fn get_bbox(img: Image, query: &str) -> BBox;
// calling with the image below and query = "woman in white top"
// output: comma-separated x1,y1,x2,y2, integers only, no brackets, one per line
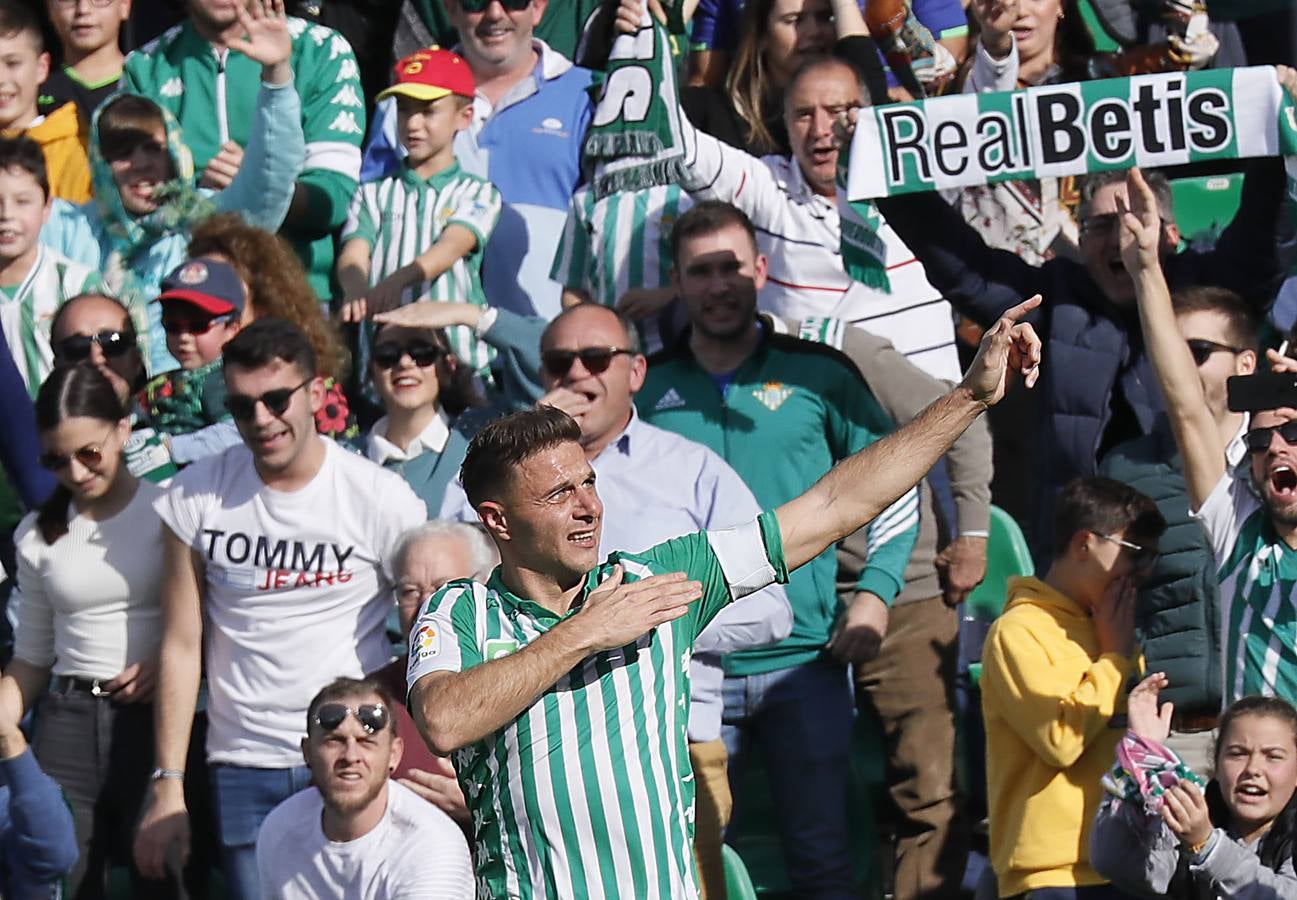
0,363,176,899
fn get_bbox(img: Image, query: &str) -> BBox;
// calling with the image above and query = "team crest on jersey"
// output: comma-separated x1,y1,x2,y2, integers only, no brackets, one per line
412,622,440,659
753,381,793,411
484,638,518,660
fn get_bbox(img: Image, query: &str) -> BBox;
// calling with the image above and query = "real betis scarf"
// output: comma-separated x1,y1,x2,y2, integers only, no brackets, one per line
837,171,892,293
583,3,685,199
845,66,1297,200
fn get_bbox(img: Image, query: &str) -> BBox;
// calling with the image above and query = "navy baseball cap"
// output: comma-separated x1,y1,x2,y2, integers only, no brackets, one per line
154,257,246,317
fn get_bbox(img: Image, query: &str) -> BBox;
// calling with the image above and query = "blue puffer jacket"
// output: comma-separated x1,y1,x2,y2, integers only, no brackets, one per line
878,157,1295,565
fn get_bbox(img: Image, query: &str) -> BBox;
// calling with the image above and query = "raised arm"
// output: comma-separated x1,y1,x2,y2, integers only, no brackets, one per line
213,0,305,232
1120,168,1224,510
133,528,205,880
775,296,1041,571
410,569,703,755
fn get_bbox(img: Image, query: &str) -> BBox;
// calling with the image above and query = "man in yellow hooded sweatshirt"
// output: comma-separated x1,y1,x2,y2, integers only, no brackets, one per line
982,476,1166,899
0,1,91,204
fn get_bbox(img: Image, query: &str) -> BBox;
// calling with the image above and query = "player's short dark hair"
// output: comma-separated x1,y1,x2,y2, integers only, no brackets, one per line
1051,476,1166,558
222,318,317,378
0,134,48,197
670,200,759,267
1172,285,1260,352
460,405,582,507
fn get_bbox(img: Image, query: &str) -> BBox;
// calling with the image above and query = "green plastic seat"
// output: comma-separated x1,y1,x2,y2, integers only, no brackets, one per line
1170,173,1245,244
723,843,760,900
964,505,1034,626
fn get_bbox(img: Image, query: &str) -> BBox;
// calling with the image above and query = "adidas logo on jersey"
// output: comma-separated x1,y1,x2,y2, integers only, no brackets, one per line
159,77,183,97
654,388,685,411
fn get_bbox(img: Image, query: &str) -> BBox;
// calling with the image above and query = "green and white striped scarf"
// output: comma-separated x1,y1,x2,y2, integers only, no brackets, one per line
583,4,685,199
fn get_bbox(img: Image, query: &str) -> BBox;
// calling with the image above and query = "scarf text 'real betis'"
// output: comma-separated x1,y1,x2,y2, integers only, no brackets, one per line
845,66,1297,200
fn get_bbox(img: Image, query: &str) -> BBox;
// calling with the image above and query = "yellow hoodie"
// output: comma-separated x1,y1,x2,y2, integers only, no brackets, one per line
981,576,1138,898
8,102,91,204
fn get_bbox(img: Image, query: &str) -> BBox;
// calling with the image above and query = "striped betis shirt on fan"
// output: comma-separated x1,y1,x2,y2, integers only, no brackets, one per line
407,514,789,899
1198,472,1297,703
341,163,502,376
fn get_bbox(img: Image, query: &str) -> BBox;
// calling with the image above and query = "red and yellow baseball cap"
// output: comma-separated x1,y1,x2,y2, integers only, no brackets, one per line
376,47,476,103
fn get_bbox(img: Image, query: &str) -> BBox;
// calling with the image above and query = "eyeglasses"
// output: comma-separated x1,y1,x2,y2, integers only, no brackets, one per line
161,311,234,336
457,0,531,12
541,347,633,378
1186,338,1245,367
101,138,167,165
1244,420,1297,453
39,427,116,472
312,702,390,735
1097,533,1158,571
54,330,136,363
225,379,312,422
372,340,443,369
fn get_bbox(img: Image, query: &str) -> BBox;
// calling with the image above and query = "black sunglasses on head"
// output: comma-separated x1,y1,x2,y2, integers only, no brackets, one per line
541,347,633,378
312,702,390,735
1186,338,1244,367
225,379,312,422
1245,420,1297,453
372,340,443,369
54,330,136,363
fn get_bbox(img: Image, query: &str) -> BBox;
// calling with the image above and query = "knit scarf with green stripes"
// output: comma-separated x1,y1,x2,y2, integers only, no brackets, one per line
583,4,685,199
837,169,892,294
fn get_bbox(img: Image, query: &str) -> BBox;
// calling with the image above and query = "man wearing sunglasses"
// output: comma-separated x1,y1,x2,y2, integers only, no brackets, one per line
407,290,1040,900
1099,279,1260,774
359,0,596,321
1122,164,1297,715
134,319,427,900
255,677,472,898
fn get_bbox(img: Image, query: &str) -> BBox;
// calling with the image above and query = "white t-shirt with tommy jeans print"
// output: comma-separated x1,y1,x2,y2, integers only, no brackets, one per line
156,438,427,767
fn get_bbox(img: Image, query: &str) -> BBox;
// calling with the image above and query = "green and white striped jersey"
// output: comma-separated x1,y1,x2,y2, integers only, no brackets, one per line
407,513,788,899
1199,471,1297,703
342,162,502,375
550,183,691,308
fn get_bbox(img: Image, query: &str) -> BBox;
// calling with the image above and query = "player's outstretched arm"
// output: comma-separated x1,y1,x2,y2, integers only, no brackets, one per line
775,296,1042,572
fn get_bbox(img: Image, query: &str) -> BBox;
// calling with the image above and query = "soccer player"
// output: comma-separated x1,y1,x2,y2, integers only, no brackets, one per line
407,294,1042,898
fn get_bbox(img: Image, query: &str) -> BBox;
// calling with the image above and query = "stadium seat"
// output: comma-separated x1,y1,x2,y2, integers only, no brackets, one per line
1170,173,1245,244
964,506,1034,627
723,843,760,900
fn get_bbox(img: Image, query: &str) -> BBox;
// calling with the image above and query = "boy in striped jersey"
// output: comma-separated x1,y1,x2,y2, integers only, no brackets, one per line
407,292,1042,898
1120,157,1297,707
338,47,502,378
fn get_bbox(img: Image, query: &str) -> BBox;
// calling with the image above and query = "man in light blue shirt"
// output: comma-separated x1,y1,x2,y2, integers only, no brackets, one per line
360,0,594,322
440,302,791,895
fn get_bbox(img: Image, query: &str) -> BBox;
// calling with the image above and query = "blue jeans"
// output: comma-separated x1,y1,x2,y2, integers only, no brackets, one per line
721,657,856,900
209,764,312,900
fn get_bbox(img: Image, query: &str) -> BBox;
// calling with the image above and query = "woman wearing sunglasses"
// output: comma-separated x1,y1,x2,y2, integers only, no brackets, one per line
364,321,484,513
1,363,178,898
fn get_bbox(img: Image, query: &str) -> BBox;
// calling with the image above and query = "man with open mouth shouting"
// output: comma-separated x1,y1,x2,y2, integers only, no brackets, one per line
406,290,1041,899
1120,160,1297,709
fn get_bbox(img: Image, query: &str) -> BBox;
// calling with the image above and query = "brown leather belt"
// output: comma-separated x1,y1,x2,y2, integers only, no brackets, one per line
1172,710,1220,733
